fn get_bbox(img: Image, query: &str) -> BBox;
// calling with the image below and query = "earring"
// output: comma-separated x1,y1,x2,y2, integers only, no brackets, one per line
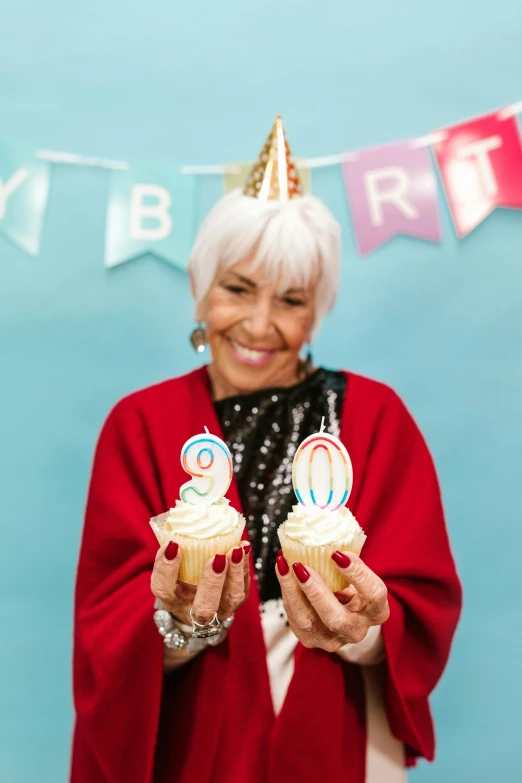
190,322,207,354
304,345,313,376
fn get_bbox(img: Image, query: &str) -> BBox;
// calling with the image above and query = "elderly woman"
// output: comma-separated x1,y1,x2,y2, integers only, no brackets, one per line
71,118,461,783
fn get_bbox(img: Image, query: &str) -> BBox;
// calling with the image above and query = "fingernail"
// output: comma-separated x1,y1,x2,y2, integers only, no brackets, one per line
278,549,283,557
292,562,310,584
165,541,179,561
232,547,244,564
332,551,351,568
243,543,252,554
276,554,289,576
213,554,227,574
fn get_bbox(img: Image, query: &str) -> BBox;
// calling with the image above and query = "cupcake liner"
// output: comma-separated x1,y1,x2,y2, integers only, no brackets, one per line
150,511,244,585
278,524,366,592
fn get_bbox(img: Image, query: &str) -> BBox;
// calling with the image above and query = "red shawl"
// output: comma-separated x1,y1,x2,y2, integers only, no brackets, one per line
71,367,461,783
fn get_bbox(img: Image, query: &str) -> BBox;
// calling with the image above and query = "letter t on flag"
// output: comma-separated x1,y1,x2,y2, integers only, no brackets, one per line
342,141,442,256
433,108,522,237
105,164,196,270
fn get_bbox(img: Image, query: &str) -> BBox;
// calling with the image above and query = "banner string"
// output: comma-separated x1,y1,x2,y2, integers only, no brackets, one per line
34,102,522,175
35,149,129,170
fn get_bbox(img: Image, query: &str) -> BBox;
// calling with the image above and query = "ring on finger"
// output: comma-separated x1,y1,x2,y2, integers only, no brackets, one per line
220,613,235,630
189,607,222,638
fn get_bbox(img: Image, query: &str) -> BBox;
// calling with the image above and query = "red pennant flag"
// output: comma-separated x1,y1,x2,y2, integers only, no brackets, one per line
433,107,522,237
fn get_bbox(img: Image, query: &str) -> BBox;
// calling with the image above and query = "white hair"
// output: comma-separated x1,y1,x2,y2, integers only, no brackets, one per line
188,189,341,333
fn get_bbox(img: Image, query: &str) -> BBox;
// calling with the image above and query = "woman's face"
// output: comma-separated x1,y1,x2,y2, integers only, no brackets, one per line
195,256,317,399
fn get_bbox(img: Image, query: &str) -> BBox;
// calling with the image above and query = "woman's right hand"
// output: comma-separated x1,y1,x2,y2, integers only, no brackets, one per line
151,540,251,629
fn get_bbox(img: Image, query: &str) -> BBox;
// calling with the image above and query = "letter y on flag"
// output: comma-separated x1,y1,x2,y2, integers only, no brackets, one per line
0,142,51,256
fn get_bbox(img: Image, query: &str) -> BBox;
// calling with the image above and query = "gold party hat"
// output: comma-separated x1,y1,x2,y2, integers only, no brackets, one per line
243,115,303,201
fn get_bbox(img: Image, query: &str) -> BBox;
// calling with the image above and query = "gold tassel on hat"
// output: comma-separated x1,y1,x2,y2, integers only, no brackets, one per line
243,115,303,202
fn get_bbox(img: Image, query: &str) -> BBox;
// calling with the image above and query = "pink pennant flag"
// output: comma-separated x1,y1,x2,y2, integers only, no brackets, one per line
433,107,522,237
342,141,442,256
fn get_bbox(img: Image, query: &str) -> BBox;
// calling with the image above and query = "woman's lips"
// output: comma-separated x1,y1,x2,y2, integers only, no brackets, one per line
227,339,276,366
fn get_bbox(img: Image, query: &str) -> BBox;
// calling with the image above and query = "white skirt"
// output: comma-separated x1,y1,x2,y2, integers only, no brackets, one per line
261,598,407,783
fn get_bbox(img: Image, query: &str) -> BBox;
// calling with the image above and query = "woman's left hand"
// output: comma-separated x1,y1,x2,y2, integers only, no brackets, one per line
276,550,390,653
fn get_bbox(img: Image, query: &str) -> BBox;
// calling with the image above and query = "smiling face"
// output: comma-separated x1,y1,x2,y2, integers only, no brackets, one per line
195,256,317,400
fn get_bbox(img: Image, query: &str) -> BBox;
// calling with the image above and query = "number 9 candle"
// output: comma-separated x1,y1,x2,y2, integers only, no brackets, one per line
180,427,233,506
149,426,244,585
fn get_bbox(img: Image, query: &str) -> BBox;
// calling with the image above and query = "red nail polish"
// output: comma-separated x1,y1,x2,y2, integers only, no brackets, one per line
213,554,227,574
292,562,310,583
276,554,289,576
243,543,252,554
165,541,179,561
278,549,283,557
332,550,351,568
232,547,244,564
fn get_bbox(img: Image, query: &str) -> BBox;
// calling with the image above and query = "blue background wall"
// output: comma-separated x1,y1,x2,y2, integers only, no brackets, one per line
1,2,521,780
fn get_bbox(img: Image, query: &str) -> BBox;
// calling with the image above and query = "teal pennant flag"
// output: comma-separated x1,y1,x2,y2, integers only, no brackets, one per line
105,163,196,270
0,142,51,256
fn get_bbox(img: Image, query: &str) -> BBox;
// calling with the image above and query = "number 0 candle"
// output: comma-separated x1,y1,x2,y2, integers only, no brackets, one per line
292,418,353,511
180,427,233,506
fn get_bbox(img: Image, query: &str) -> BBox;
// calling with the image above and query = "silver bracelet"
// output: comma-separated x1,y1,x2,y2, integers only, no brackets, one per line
153,602,234,655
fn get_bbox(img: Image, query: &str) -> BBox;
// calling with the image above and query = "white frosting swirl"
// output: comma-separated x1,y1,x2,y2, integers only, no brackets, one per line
283,503,363,546
164,497,241,539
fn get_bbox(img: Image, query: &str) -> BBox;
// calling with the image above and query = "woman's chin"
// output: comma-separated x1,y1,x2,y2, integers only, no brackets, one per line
221,366,274,394
212,358,286,397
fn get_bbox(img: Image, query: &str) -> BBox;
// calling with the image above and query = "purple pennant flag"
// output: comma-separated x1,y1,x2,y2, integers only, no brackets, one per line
342,141,442,256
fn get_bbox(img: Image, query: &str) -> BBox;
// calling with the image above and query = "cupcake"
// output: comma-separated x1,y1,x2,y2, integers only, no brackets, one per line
278,504,366,592
151,428,244,584
278,420,365,592
150,497,245,585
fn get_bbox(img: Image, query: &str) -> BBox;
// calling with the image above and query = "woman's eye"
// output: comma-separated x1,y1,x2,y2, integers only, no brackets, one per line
283,297,306,307
224,284,248,295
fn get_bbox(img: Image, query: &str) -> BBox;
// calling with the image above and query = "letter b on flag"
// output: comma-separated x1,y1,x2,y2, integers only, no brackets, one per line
105,165,195,270
130,185,173,241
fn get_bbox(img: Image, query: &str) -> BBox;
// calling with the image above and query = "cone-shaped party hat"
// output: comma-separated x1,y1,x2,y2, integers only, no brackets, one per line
243,115,303,201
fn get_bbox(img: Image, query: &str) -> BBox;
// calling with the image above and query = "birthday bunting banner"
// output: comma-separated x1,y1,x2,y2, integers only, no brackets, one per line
2,103,522,269
432,108,522,237
342,140,442,256
105,163,196,269
0,141,51,256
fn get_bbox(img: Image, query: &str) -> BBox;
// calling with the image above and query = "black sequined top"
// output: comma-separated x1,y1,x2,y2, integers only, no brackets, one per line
214,368,347,603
